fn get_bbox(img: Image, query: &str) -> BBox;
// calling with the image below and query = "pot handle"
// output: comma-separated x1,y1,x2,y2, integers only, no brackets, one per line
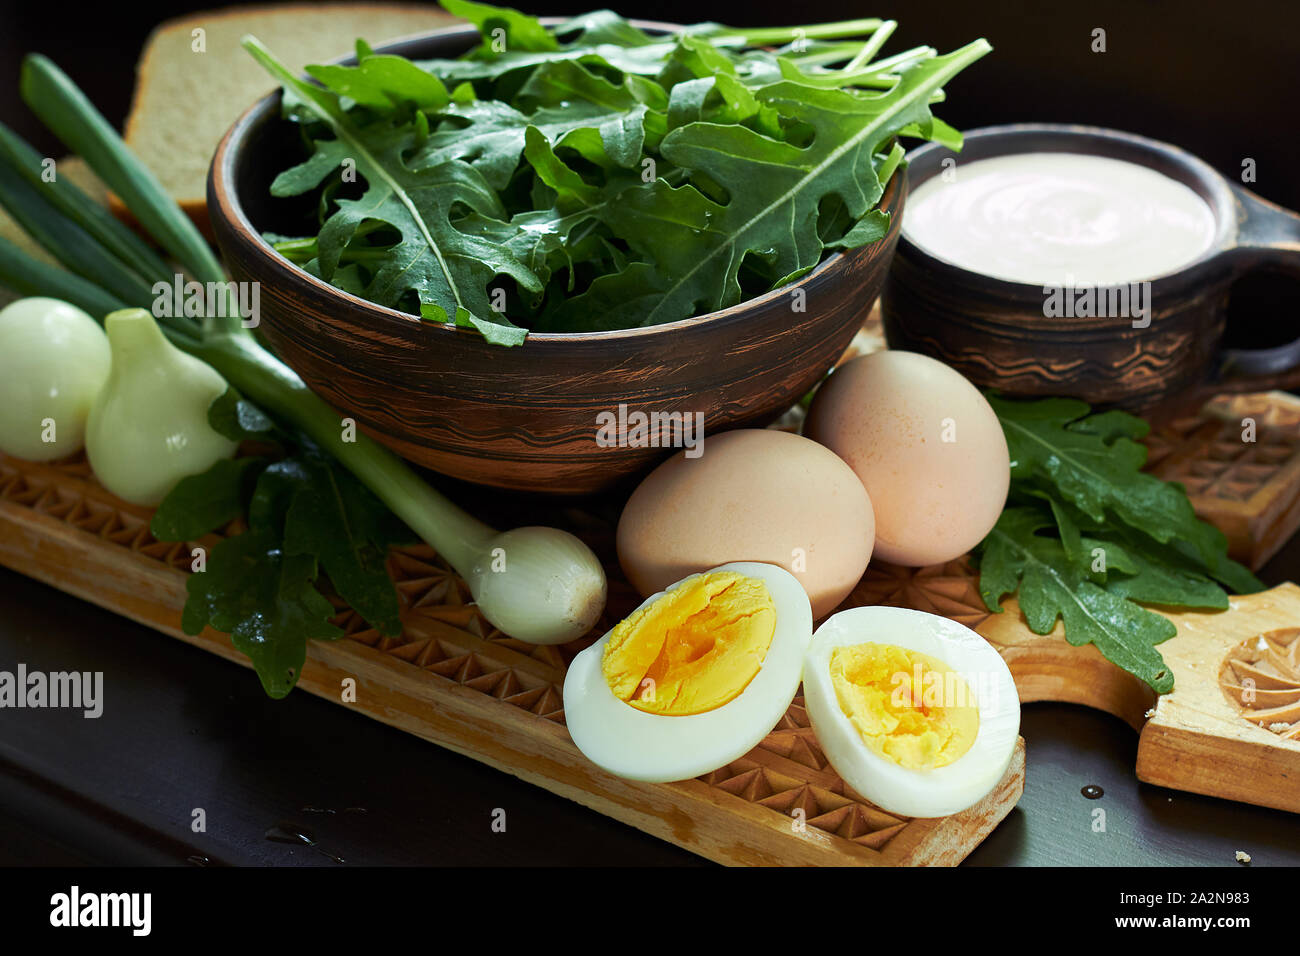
1211,185,1300,394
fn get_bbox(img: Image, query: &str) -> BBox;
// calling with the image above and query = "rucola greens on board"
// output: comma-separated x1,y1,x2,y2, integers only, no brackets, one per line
976,396,1263,694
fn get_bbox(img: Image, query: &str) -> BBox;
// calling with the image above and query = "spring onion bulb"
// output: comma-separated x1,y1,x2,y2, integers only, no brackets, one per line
0,297,110,461
85,308,237,505
466,527,609,645
329,429,609,644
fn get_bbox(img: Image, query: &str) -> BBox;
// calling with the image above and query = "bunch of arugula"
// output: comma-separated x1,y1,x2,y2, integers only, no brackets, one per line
976,395,1263,694
249,3,990,344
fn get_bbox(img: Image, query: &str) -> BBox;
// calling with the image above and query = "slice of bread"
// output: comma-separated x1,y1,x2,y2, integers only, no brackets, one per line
120,3,457,230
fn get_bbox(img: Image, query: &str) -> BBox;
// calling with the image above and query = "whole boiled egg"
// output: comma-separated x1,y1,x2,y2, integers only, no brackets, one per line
564,562,812,782
802,605,1019,818
803,351,1009,566
617,428,875,619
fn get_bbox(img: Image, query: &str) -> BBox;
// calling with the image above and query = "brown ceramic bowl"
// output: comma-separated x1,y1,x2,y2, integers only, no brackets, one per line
882,123,1300,412
207,22,904,494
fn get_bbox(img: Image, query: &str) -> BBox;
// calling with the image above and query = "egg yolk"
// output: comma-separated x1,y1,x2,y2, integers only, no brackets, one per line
829,643,979,770
602,572,776,716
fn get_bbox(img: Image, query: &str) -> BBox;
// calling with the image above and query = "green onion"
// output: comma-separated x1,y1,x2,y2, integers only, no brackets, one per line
0,235,134,322
0,119,171,283
0,163,159,309
20,55,227,290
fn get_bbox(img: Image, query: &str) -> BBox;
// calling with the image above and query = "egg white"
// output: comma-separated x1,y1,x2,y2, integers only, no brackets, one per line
564,561,813,783
802,606,1020,818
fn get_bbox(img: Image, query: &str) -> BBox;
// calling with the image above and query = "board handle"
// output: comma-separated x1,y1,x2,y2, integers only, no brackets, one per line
977,598,1157,731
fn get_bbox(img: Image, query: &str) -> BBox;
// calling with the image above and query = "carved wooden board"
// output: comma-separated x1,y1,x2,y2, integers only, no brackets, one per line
1144,391,1300,571
0,452,1023,867
853,562,1300,814
4,385,1295,861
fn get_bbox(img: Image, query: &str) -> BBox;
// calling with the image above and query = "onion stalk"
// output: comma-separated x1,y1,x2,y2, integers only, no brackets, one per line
186,332,607,644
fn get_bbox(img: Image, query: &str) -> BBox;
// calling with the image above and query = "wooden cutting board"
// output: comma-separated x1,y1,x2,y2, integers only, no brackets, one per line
851,560,1300,814
838,321,1300,813
1144,391,1300,571
0,451,1023,867
3,391,1297,861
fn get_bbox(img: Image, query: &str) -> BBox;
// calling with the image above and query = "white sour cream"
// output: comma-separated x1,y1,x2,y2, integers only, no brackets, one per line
902,152,1217,285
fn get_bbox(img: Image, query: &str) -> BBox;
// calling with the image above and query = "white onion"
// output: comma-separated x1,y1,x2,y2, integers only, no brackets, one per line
466,526,608,645
0,297,110,461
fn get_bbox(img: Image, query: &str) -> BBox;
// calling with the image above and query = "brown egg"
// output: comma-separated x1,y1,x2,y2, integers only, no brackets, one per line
616,429,876,619
803,351,1009,567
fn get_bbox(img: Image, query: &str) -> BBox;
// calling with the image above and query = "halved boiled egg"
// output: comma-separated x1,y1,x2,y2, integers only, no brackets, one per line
802,606,1020,818
564,562,813,782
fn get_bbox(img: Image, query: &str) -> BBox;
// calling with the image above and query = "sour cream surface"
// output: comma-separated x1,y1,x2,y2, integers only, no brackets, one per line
902,152,1217,285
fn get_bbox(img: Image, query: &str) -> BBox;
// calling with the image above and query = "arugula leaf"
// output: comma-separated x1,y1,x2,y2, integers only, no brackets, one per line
181,462,345,699
977,395,1265,694
979,506,1177,694
206,386,278,442
992,394,1198,549
900,115,962,149
521,124,602,207
157,389,408,695
516,57,668,115
666,74,769,135
826,209,890,250
150,457,268,542
281,456,406,637
538,260,670,331
415,43,678,85
554,9,659,48
184,531,342,699
1100,542,1230,610
414,8,703,85
174,451,409,697
658,33,745,90
1028,487,1087,565
306,55,452,113
443,0,559,56
1027,484,1234,609
252,8,988,340
989,394,1260,591
246,38,540,346
408,91,654,189
600,43,989,324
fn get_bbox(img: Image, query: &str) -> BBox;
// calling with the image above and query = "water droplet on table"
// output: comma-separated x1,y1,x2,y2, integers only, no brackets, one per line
264,824,345,864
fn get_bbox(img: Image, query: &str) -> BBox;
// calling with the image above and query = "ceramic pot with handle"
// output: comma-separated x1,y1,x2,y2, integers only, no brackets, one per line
882,124,1300,411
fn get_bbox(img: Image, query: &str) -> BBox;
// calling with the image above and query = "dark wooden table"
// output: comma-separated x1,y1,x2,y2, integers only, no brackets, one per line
4,531,1300,867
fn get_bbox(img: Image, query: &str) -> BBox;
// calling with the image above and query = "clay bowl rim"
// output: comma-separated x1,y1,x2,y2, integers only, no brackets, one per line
894,122,1243,302
208,19,899,348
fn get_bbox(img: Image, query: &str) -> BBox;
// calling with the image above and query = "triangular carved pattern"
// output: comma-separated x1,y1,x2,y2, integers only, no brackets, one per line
1143,393,1300,503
